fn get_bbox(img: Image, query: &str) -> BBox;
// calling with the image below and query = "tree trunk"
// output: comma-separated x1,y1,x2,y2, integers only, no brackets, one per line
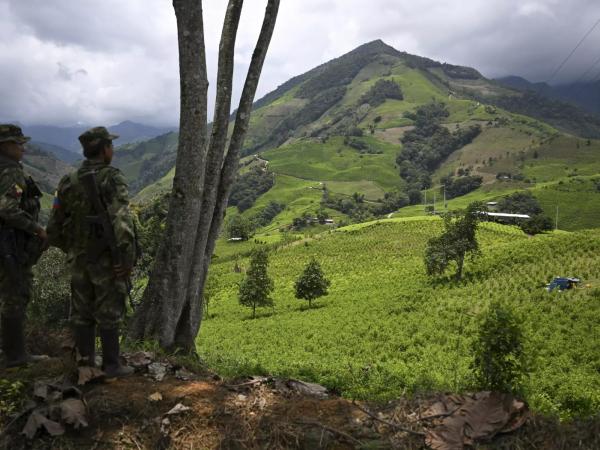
128,0,280,353
128,0,209,350
176,0,280,349
456,254,465,281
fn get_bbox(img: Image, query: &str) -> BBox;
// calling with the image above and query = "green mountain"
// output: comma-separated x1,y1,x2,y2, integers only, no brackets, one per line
23,143,73,194
113,131,178,194
130,40,600,232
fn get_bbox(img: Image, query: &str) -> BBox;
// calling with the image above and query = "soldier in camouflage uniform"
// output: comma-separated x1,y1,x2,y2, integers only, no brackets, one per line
47,126,135,377
0,124,48,367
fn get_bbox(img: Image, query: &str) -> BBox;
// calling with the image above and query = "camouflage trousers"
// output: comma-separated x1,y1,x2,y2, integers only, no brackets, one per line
0,264,32,318
70,254,127,329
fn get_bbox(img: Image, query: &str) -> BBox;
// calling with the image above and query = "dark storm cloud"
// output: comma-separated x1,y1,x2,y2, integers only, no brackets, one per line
0,0,599,126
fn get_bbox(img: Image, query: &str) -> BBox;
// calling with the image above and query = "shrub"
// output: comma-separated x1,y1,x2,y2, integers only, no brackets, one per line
238,247,274,318
521,214,553,235
226,214,254,241
295,258,331,308
29,247,71,328
471,301,527,393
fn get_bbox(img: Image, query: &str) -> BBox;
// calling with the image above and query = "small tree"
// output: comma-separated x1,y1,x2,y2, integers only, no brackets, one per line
294,258,330,308
238,247,274,318
471,301,527,393
226,214,253,241
520,214,553,235
424,202,483,280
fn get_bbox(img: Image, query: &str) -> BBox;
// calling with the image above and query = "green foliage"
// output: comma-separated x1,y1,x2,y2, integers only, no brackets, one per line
441,174,483,199
487,91,600,139
397,102,482,188
497,191,542,216
238,247,274,318
424,202,482,280
114,132,178,194
520,214,553,235
202,219,600,417
294,258,331,308
359,79,403,107
250,201,285,228
471,301,527,393
226,214,254,241
344,136,383,154
29,247,70,327
0,379,25,418
229,166,274,212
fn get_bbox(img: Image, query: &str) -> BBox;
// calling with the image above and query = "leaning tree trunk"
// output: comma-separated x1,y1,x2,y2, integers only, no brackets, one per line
128,0,280,352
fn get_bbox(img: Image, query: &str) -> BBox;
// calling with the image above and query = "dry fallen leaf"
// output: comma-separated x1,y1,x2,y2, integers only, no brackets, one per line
149,392,163,402
22,410,65,439
165,403,191,415
33,382,49,400
148,362,169,381
60,398,88,429
78,366,105,386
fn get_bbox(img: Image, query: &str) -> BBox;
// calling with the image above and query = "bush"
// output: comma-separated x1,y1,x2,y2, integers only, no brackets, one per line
29,248,71,328
359,79,403,107
295,258,331,308
471,301,527,393
238,247,274,318
521,214,553,235
226,214,254,241
228,166,274,212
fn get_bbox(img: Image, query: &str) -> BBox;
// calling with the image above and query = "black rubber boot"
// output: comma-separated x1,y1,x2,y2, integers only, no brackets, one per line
74,325,96,367
1,315,48,368
99,328,133,378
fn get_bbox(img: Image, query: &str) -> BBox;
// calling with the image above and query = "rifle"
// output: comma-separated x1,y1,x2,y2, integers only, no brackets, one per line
0,226,27,298
79,170,133,302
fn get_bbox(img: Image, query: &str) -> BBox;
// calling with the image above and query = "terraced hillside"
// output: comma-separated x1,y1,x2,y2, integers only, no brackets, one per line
128,40,600,232
200,218,600,419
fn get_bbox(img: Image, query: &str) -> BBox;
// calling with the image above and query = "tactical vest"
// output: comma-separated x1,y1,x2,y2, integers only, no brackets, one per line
59,166,116,256
0,164,42,265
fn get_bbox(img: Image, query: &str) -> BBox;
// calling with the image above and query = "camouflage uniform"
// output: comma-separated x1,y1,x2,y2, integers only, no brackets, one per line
47,126,136,376
47,131,136,330
0,124,47,367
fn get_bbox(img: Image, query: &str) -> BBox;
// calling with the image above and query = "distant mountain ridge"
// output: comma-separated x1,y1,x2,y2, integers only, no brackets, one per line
496,75,600,116
22,121,177,153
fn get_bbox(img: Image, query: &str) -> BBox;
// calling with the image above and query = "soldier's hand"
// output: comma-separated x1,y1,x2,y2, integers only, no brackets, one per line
113,264,132,278
36,226,50,251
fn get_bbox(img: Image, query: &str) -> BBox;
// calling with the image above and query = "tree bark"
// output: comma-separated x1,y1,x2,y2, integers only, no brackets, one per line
175,0,280,350
128,0,208,349
128,0,280,353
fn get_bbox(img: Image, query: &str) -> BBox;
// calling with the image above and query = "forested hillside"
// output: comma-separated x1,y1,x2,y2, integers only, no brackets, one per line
126,40,599,236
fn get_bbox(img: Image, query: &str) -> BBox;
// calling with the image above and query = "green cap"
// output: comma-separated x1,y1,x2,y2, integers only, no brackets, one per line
0,124,30,144
78,126,119,145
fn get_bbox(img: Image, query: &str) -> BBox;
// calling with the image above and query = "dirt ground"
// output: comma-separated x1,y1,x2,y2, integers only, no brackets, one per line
1,340,599,450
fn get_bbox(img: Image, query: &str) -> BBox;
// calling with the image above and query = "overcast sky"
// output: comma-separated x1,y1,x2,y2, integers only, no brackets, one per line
1,0,599,127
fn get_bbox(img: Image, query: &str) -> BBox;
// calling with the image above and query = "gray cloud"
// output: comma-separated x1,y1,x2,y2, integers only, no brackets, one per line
0,0,599,127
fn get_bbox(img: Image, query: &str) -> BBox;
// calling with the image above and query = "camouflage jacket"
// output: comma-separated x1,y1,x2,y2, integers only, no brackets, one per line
0,154,42,234
47,160,137,267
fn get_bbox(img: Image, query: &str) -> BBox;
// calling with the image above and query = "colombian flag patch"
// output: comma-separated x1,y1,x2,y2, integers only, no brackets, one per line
52,191,61,209
12,184,23,199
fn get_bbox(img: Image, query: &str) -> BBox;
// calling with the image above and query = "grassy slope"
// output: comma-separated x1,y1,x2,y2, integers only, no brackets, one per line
200,218,600,419
130,50,600,233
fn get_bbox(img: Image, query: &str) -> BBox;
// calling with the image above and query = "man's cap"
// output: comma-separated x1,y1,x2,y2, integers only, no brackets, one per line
78,126,119,145
0,124,30,144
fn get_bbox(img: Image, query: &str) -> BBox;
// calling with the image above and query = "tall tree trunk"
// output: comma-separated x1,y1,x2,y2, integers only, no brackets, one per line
128,0,208,349
174,0,280,350
128,0,280,353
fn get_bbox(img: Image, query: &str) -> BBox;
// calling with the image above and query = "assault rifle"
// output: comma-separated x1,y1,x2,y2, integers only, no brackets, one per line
0,226,27,298
80,170,133,299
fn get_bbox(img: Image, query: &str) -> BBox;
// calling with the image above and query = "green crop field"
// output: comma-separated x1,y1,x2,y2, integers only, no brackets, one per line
199,218,600,419
262,136,403,191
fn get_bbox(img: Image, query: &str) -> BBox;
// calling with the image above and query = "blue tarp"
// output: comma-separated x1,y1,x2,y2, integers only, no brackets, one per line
546,277,580,292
